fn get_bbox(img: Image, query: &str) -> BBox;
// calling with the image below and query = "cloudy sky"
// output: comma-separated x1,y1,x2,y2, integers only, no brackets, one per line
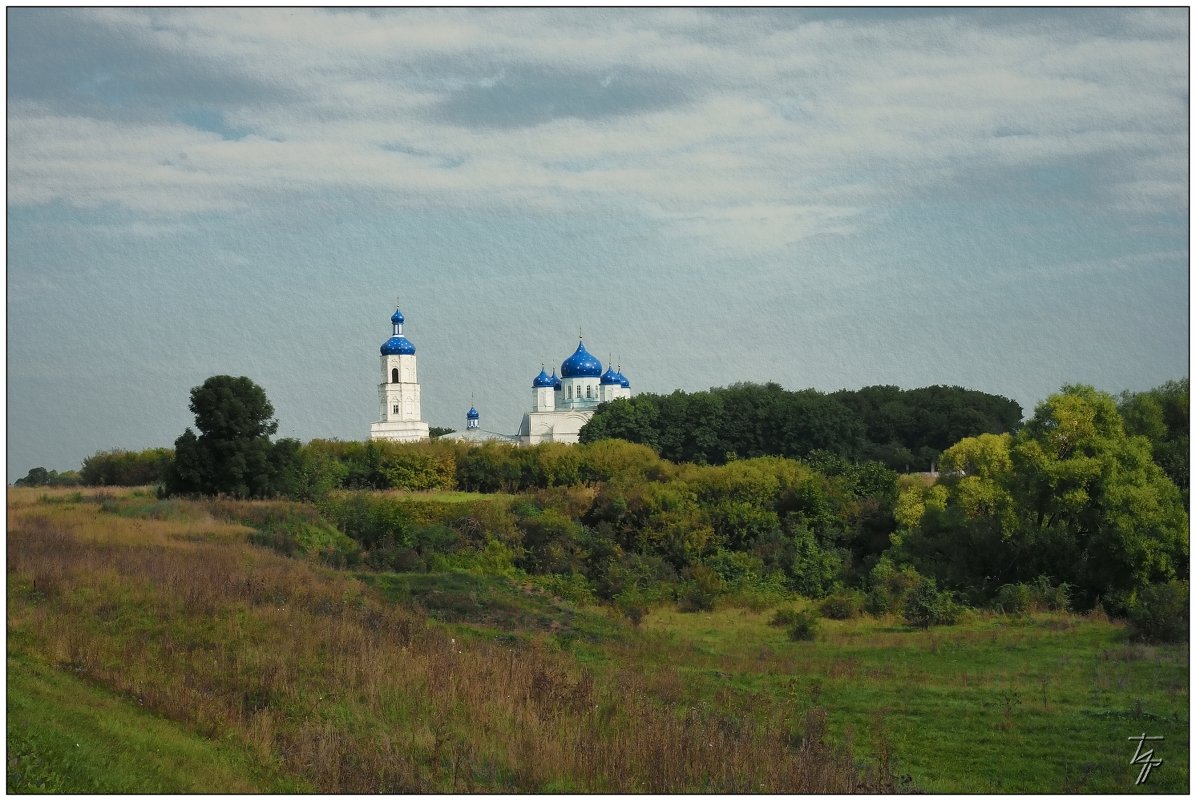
7,7,1189,475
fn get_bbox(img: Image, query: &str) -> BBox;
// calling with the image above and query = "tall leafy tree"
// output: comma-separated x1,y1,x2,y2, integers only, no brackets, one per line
894,386,1188,609
165,375,284,499
1118,378,1188,503
1011,385,1187,609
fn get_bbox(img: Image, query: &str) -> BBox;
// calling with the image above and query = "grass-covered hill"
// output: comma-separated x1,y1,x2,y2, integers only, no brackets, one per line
8,486,1189,793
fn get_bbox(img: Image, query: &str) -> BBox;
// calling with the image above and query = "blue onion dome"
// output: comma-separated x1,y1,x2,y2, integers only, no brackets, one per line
600,366,622,385
532,368,555,388
551,371,562,390
380,335,416,355
561,339,602,378
618,365,630,388
390,308,405,326
467,406,480,421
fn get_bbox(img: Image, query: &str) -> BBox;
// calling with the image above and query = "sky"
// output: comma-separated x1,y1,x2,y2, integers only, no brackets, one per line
6,7,1190,476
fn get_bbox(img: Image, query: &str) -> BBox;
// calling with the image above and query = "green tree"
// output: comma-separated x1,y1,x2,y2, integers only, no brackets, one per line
902,578,959,629
14,467,51,487
165,375,282,499
80,448,173,486
1011,385,1187,609
1118,379,1188,503
892,386,1188,610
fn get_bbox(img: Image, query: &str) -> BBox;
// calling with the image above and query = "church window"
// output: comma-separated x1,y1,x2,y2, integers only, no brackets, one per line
391,367,399,383
393,404,400,415
586,385,592,399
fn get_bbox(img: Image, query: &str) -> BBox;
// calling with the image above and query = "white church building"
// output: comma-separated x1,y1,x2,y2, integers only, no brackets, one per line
517,337,632,445
367,304,631,445
368,306,430,442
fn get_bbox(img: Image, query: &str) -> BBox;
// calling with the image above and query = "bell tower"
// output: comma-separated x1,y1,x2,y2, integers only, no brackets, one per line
369,302,430,442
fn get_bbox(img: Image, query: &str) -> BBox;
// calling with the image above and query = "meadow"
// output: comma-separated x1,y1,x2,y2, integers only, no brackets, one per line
7,486,1189,793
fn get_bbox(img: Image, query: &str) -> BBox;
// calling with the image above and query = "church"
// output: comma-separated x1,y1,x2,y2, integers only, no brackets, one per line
368,304,631,444
517,338,631,444
368,306,430,442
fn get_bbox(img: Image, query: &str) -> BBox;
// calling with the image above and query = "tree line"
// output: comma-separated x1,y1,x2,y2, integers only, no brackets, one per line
577,382,1024,471
24,374,1187,638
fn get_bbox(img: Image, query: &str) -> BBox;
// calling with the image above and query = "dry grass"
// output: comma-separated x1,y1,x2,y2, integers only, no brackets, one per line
7,490,889,793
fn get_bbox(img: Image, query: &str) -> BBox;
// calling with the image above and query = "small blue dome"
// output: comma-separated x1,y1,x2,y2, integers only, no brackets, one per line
619,371,630,388
533,368,555,388
391,308,405,325
600,366,622,385
551,371,562,390
380,335,416,355
467,406,480,420
561,340,602,378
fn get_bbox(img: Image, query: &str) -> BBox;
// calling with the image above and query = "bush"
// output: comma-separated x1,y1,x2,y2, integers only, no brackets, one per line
902,579,959,629
80,448,173,487
788,609,821,641
769,607,802,627
865,557,926,615
615,589,649,627
1127,581,1189,643
818,589,864,620
678,563,725,612
993,578,1071,615
530,573,596,607
1029,575,1071,612
993,583,1033,616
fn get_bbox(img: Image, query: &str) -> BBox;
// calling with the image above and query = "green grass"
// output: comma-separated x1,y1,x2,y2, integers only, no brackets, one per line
358,570,622,646
352,571,1188,792
9,487,1188,793
625,607,1189,793
6,649,308,793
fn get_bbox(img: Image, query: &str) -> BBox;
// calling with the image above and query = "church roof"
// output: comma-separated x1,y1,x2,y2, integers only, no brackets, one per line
560,339,602,378
381,335,416,355
381,306,416,354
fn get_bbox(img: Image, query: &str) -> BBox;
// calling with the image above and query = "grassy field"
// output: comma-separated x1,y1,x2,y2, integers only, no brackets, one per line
7,487,875,793
7,649,307,793
622,608,1189,793
7,486,1189,793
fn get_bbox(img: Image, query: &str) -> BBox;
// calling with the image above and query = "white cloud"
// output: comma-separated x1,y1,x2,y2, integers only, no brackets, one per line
6,8,1188,247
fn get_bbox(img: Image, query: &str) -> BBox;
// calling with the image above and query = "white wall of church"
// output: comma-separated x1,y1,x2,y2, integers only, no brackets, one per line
519,410,595,445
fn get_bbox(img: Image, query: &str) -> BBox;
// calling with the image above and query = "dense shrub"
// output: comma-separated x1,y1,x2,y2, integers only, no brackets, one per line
865,557,926,615
678,563,725,612
769,607,803,628
818,589,864,620
81,448,173,487
615,589,649,626
531,572,597,607
787,609,821,641
993,583,1033,616
995,577,1071,615
902,580,959,629
1029,575,1071,612
787,525,845,599
1126,581,1189,643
